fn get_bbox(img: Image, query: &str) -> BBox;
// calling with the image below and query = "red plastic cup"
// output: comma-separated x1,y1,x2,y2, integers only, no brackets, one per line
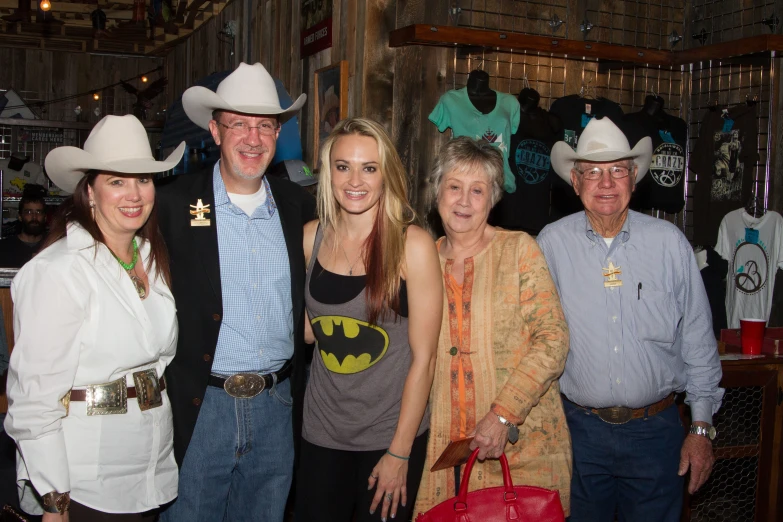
740,318,766,355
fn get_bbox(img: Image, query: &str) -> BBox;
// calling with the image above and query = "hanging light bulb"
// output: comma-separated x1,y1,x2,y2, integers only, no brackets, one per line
141,75,148,83
39,0,51,11
74,105,82,116
94,106,101,117
93,92,100,101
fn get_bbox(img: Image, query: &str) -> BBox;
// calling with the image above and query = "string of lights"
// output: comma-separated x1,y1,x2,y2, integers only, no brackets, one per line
1,65,164,110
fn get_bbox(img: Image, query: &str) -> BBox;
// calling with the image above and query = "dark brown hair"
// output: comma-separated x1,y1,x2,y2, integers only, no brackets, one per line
39,171,172,287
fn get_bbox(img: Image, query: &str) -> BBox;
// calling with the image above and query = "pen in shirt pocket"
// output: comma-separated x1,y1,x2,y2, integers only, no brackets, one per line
638,282,642,300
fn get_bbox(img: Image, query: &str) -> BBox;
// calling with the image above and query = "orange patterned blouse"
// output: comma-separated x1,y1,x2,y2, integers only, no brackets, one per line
414,230,572,515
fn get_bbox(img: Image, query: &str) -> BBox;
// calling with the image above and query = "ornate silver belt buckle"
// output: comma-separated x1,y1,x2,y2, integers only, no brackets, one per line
597,406,633,424
86,378,128,416
223,373,265,399
133,369,163,411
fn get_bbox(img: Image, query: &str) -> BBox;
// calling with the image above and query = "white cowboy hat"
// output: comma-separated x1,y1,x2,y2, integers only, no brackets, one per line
551,117,652,185
45,115,185,194
183,62,306,130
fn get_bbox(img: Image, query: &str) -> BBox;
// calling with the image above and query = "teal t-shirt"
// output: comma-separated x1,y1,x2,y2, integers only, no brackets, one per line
429,88,521,193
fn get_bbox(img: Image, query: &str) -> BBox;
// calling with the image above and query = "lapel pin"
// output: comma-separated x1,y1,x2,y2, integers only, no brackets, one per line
190,199,211,226
602,262,623,288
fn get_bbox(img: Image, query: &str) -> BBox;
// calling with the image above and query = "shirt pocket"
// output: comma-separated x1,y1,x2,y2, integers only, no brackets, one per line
633,287,679,344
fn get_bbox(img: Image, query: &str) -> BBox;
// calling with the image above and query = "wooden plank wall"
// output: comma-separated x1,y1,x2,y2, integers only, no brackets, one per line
164,0,246,105
0,48,165,123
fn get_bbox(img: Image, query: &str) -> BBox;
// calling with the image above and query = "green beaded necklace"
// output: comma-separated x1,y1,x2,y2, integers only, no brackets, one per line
111,238,146,299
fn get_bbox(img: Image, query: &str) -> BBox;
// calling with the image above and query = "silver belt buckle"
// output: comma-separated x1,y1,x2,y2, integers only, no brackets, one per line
597,406,633,424
223,373,265,398
86,378,128,416
133,368,163,411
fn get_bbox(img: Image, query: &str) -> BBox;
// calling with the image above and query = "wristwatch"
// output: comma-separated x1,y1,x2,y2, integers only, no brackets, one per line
496,414,520,444
689,424,717,441
42,491,70,514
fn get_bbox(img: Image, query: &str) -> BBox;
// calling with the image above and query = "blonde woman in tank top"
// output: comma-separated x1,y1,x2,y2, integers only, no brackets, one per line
294,118,442,522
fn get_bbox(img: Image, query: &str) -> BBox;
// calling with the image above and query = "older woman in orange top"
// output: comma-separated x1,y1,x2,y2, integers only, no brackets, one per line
414,137,572,515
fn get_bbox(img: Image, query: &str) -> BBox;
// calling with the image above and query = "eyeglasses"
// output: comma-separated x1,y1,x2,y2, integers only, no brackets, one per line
216,120,279,136
575,166,632,180
20,209,44,216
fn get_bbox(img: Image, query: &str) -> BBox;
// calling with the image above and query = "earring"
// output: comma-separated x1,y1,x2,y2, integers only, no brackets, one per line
89,200,95,219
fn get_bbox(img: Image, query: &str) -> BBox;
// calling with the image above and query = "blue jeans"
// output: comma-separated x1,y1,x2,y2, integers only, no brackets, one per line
161,379,294,522
564,400,685,522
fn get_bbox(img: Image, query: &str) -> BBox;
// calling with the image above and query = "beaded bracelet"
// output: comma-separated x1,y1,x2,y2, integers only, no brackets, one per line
386,449,410,461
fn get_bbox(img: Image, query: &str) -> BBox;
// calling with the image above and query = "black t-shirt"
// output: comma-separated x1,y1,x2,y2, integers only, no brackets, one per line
624,110,688,213
0,236,40,268
548,96,625,219
489,107,562,234
690,104,759,246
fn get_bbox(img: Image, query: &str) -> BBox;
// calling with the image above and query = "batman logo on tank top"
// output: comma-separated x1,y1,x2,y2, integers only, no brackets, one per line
311,315,389,374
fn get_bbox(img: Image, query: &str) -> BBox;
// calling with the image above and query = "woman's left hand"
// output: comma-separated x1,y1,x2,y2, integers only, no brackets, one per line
368,452,408,521
470,411,510,460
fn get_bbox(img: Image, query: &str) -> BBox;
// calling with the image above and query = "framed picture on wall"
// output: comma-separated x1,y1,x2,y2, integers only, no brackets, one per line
313,60,348,169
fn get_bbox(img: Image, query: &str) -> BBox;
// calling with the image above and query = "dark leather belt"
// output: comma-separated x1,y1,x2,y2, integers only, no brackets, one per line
69,377,165,402
209,360,292,398
563,393,675,424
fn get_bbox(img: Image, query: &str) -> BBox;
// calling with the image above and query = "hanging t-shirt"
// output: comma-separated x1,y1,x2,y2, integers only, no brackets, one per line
690,105,759,246
429,87,521,193
0,158,46,198
624,110,687,213
715,209,783,328
489,107,562,233
548,96,625,218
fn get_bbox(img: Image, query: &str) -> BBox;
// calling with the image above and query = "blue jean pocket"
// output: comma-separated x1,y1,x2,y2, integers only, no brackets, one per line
270,380,293,407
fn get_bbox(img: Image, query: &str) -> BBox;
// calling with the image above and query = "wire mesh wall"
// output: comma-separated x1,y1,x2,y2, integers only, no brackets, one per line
453,0,571,37
690,0,778,44
688,386,765,522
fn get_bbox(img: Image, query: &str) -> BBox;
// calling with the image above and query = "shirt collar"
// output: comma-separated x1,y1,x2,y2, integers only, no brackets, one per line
211,161,277,218
583,210,632,244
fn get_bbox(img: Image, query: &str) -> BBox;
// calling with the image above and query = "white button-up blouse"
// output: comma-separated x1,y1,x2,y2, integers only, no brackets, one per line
4,223,179,513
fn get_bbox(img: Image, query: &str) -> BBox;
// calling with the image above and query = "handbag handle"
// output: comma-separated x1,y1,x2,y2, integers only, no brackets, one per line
455,448,516,506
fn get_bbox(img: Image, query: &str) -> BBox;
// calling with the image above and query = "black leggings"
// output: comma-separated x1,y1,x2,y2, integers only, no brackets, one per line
294,431,428,522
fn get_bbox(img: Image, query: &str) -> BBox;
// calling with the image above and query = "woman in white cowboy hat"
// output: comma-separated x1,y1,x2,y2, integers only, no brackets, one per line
4,114,185,521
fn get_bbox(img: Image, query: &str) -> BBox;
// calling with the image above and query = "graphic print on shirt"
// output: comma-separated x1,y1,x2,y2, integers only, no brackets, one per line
732,239,769,295
478,129,507,155
311,315,389,374
564,129,578,150
650,142,685,188
513,140,551,185
712,130,744,201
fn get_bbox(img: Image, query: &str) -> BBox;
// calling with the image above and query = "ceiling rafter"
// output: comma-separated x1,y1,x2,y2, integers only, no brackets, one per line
0,0,228,55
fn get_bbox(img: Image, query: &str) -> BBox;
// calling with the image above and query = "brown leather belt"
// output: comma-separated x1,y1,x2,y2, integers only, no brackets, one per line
562,393,675,424
69,377,166,402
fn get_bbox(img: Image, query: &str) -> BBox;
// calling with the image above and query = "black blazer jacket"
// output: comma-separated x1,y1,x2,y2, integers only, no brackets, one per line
156,168,316,465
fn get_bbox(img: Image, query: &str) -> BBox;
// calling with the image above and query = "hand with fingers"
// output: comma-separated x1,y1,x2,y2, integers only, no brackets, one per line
368,450,409,521
469,411,510,460
678,432,715,494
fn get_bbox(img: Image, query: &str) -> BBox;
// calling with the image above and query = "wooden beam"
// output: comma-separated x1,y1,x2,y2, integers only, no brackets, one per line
674,34,783,64
389,24,675,67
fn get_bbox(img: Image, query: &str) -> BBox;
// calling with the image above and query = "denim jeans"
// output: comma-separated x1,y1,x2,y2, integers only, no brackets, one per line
161,379,294,522
563,400,685,522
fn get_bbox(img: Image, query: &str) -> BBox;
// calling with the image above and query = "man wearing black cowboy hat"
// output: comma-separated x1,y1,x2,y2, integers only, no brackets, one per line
156,62,314,522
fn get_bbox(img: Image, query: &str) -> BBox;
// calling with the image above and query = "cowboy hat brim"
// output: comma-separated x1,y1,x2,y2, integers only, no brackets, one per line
45,141,186,194
551,136,653,185
183,87,307,130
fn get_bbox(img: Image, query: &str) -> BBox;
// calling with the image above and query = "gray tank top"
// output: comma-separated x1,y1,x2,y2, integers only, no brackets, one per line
303,225,429,451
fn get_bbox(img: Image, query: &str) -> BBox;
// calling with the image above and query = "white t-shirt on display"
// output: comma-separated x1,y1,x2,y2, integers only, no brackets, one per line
716,209,783,328
0,158,47,197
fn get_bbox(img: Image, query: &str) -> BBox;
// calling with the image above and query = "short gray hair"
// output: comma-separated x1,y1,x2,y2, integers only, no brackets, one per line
430,137,505,207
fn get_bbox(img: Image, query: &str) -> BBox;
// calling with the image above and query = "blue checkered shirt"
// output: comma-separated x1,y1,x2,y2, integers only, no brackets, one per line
537,210,724,424
211,163,293,374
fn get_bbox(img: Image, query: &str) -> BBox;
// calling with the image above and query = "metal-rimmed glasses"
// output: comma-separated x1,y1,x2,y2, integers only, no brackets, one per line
574,166,632,180
20,209,45,216
215,120,279,136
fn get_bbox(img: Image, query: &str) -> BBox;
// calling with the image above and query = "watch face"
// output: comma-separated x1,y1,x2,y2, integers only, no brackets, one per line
708,426,717,440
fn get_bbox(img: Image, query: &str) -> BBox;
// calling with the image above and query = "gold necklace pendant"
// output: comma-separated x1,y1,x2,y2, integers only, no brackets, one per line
128,271,147,299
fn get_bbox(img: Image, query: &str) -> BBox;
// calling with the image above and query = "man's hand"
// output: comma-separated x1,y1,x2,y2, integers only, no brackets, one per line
678,422,715,494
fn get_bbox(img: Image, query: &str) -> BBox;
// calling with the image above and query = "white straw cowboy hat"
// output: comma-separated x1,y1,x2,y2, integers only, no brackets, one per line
551,117,652,185
45,115,185,194
182,62,306,130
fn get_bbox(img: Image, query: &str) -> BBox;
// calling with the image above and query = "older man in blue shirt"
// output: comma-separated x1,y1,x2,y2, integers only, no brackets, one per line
538,117,724,522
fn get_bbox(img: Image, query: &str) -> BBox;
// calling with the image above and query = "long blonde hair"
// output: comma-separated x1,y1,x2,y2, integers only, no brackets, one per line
317,117,415,325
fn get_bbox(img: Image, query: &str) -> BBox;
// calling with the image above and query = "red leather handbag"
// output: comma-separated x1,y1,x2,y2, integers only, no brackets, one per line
416,448,565,522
